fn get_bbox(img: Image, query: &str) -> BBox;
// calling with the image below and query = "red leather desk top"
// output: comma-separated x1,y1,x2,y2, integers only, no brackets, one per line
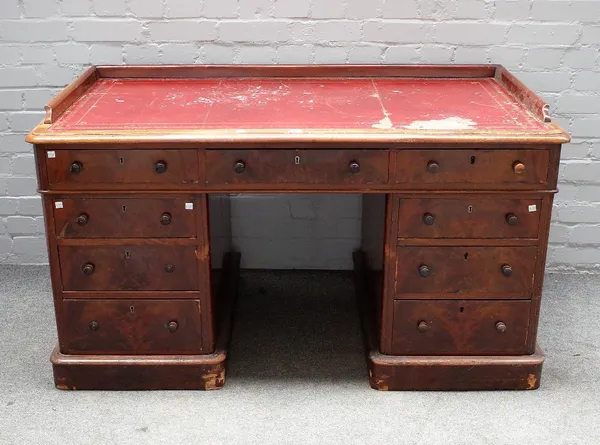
49,77,546,133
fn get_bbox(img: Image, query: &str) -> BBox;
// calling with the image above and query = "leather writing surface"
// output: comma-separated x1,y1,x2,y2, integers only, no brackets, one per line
50,78,546,133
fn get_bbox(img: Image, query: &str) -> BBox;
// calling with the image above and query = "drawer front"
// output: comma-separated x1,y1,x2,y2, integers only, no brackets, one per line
391,300,530,355
395,149,549,187
59,245,199,291
395,246,537,299
53,197,197,239
46,149,199,188
205,149,389,186
61,299,203,354
398,198,542,239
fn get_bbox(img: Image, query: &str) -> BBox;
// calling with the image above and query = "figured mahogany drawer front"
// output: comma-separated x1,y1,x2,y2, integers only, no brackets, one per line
391,300,530,355
46,149,199,188
395,246,537,299
58,245,199,291
61,299,203,354
395,149,549,187
398,198,542,239
205,149,389,186
53,197,197,238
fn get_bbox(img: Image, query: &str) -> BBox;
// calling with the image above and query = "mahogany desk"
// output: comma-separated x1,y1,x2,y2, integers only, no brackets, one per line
27,65,570,390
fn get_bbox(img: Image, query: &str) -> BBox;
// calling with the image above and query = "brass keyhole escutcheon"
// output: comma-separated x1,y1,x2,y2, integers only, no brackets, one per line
125,251,131,259
122,205,127,213
130,306,135,313
470,156,476,164
468,205,473,214
119,157,124,164
294,155,300,165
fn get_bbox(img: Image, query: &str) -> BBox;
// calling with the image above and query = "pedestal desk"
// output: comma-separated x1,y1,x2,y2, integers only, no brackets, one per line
27,65,570,390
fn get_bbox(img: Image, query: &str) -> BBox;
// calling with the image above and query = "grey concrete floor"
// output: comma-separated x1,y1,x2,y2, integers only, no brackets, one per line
0,265,599,445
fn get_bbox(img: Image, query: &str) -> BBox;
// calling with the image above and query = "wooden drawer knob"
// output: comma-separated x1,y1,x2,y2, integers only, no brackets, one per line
160,213,172,225
167,321,178,333
69,161,83,174
423,213,435,225
427,161,439,173
81,263,95,275
234,160,246,173
505,213,518,226
154,160,167,174
77,213,89,226
349,161,360,174
496,321,507,333
418,265,431,277
89,321,99,331
513,161,526,174
417,321,429,333
501,264,513,277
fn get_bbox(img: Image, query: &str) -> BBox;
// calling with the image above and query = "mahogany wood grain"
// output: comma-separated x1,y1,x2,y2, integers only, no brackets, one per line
205,149,389,186
207,195,233,343
60,299,204,355
58,245,200,291
394,246,537,299
52,197,197,238
360,194,388,337
396,238,538,247
354,251,543,390
61,290,202,299
528,191,558,353
391,299,530,355
395,149,550,188
51,252,241,390
397,197,542,239
28,65,567,391
46,149,199,189
96,64,497,79
28,130,570,146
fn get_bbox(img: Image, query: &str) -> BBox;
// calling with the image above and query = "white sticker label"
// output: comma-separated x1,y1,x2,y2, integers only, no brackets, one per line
55,201,63,209
185,202,194,210
528,204,537,212
47,151,56,158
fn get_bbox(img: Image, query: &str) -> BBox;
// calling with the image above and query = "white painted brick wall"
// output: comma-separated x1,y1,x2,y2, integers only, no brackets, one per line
0,0,599,272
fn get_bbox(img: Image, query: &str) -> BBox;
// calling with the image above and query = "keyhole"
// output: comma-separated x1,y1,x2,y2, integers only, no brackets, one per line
294,156,300,165
464,252,468,260
130,306,135,313
125,251,131,259
470,156,476,164
119,157,124,164
468,205,473,213
122,205,127,213
460,307,465,313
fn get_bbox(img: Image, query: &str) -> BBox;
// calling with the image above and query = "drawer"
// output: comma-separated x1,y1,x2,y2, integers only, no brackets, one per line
53,197,197,239
391,300,530,355
395,149,549,187
205,149,389,186
59,245,199,291
398,197,542,239
395,246,537,299
46,149,199,188
60,299,203,354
